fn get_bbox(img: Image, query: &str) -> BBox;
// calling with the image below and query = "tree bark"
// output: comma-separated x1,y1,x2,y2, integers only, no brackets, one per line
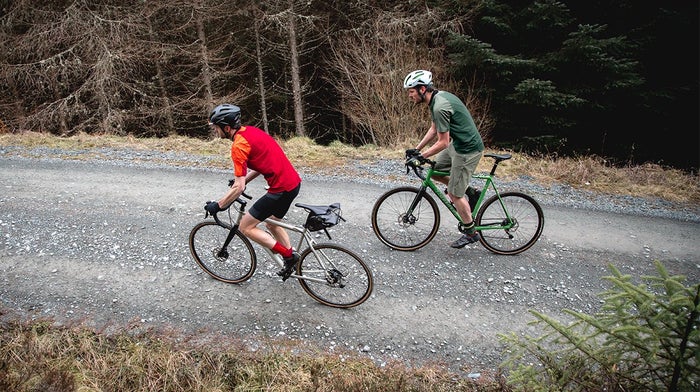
287,2,305,137
254,20,269,133
148,20,175,136
196,6,213,110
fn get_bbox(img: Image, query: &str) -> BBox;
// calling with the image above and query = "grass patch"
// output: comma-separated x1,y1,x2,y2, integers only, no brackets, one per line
0,315,507,391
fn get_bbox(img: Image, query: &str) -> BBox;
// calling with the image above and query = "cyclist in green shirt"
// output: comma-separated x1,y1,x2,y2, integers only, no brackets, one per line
403,70,485,248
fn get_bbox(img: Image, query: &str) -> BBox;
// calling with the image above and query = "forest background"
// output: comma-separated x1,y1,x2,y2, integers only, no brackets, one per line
1,0,698,171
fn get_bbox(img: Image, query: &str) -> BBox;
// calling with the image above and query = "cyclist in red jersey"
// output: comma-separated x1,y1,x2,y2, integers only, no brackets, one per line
204,104,302,281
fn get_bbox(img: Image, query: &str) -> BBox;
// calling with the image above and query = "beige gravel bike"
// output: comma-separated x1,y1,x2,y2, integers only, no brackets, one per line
188,187,373,309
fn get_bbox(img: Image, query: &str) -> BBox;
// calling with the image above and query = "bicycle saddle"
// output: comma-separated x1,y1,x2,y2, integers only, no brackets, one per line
295,202,340,215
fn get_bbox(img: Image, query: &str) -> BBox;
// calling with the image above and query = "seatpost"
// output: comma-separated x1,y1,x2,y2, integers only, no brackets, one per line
489,160,499,176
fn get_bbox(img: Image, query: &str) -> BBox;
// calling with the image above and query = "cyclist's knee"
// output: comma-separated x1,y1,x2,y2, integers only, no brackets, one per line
238,216,260,236
238,224,255,237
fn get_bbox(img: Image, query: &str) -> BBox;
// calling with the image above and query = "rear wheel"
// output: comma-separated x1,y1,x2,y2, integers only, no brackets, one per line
297,244,373,309
371,187,440,251
475,192,544,255
188,221,256,283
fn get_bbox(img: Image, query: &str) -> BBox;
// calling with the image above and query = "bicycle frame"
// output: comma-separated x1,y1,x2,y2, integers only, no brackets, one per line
214,200,337,285
409,162,516,233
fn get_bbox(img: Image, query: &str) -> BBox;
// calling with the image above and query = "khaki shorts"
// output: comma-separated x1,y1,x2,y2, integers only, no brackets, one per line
434,143,482,198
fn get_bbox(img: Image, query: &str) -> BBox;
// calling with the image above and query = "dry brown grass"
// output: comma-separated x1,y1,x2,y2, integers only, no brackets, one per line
0,315,507,391
501,153,700,205
1,131,698,206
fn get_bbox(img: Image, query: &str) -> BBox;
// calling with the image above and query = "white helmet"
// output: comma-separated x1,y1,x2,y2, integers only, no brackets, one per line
403,70,433,89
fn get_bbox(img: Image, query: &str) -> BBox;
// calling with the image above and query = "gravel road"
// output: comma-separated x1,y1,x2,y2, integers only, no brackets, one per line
1,146,699,377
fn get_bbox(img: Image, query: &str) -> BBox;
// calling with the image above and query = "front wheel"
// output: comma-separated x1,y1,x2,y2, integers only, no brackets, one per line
297,244,373,309
371,187,440,251
188,221,256,283
475,192,544,255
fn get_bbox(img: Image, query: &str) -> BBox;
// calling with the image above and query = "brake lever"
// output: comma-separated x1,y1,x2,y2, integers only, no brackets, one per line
405,155,416,174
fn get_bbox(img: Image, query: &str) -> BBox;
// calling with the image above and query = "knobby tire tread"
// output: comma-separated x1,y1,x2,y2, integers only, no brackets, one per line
475,192,544,255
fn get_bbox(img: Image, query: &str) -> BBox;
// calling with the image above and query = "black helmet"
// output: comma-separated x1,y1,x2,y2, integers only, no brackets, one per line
209,104,241,129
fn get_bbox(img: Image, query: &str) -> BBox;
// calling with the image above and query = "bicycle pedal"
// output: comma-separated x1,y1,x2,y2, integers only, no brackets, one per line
277,266,294,281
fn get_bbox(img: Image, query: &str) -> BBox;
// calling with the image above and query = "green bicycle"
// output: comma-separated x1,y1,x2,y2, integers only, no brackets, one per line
371,152,544,255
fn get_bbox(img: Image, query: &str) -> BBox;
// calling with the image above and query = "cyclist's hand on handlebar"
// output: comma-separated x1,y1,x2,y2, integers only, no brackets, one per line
204,200,221,214
405,148,420,158
407,153,429,166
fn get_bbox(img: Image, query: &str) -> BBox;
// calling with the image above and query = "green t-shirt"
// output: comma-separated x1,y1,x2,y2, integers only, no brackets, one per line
429,91,484,154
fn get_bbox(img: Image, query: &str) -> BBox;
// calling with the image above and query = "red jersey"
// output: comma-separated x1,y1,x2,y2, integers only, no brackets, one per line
230,126,301,193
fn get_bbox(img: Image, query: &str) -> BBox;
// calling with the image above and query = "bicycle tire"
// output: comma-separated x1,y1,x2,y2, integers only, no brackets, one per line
371,187,440,251
475,192,544,255
297,244,373,309
188,221,256,283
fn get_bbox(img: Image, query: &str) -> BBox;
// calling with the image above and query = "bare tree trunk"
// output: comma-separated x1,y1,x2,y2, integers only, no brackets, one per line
95,44,118,134
254,20,269,133
149,21,175,135
49,68,68,135
287,2,305,137
196,7,213,110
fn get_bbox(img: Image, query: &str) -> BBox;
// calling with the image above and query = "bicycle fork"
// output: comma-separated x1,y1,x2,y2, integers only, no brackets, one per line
215,203,246,259
216,225,239,259
404,185,433,224
410,183,465,224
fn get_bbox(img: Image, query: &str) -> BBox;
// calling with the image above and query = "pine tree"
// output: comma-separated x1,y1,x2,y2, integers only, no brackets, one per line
500,260,700,391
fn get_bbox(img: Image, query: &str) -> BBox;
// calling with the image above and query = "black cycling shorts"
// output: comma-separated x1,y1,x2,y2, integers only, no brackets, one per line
248,183,301,221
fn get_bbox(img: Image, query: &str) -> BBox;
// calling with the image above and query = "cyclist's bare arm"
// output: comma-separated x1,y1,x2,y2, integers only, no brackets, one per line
218,174,246,208
417,126,449,159
415,122,437,151
245,170,260,184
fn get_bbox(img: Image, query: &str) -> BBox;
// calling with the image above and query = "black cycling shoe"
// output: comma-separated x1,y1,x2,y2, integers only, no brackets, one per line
450,232,480,248
277,252,300,281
